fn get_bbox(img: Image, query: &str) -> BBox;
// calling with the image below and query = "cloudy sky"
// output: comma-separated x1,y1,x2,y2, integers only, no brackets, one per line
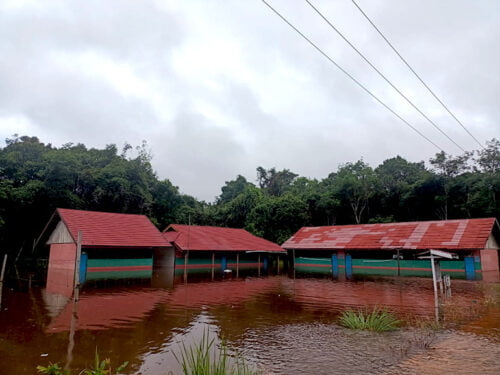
1,0,498,201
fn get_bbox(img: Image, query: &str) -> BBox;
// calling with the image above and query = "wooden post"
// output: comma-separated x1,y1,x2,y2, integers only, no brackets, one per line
292,249,296,279
211,252,215,281
184,251,189,283
430,255,438,294
236,253,239,278
277,255,280,274
258,254,261,277
396,249,401,277
0,254,7,284
430,254,440,322
65,283,80,372
0,254,7,309
73,232,82,302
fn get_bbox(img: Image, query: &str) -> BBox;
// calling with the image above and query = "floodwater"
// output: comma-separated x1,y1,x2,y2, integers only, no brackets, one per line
0,275,499,374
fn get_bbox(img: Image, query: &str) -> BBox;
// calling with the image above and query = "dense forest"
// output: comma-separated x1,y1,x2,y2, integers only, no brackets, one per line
0,135,498,259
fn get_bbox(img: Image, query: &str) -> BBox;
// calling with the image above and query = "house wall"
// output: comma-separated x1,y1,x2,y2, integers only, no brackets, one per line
293,250,480,279
479,249,499,282
173,252,275,276
479,233,499,282
84,248,153,281
46,243,77,297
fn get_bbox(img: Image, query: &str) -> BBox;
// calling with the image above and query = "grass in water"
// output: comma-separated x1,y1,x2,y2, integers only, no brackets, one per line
37,349,127,375
339,307,401,332
174,329,259,375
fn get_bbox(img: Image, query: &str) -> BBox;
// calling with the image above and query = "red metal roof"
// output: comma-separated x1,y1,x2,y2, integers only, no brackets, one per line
282,218,498,251
56,208,168,248
163,224,285,252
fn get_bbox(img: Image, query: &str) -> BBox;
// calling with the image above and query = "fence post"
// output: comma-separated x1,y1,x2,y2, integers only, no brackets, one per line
0,254,8,309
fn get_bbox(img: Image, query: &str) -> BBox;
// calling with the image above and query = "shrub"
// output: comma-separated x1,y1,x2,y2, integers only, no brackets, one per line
174,329,259,375
339,308,401,332
37,350,127,375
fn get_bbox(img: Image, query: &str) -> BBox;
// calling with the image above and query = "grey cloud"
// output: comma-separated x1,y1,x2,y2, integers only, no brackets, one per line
0,0,498,202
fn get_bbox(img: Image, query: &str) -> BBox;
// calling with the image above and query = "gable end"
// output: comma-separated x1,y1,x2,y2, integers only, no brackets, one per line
47,220,75,245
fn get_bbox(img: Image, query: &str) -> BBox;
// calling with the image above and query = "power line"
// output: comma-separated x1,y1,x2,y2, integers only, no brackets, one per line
260,0,444,152
304,0,466,153
351,0,484,150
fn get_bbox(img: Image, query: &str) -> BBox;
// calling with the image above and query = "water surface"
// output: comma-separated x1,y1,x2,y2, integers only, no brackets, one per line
0,275,498,374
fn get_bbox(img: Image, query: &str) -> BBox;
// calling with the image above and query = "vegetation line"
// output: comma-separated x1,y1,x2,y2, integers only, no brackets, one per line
0,135,498,269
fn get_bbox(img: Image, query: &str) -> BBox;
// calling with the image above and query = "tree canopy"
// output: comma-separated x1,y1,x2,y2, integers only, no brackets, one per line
0,135,498,257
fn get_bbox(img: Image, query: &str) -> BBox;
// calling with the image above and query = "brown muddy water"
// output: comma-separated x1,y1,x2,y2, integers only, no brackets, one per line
0,275,499,374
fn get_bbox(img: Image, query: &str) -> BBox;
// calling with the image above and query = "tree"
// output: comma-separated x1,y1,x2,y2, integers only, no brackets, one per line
222,185,264,228
150,179,182,228
217,175,254,204
429,151,472,219
333,160,377,224
256,167,298,196
430,151,472,177
374,156,430,221
246,194,309,244
476,138,500,173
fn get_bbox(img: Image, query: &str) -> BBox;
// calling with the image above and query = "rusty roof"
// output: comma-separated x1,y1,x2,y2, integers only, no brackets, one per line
163,224,285,252
282,218,498,250
56,208,168,248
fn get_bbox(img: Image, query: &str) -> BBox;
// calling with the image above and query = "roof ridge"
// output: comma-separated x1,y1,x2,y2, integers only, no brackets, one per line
57,207,149,218
171,223,246,230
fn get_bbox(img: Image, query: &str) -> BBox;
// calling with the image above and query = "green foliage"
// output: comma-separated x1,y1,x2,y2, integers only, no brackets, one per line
37,363,69,375
0,136,185,256
339,308,401,332
217,175,254,204
476,138,500,173
37,350,127,375
246,194,309,244
174,330,259,375
332,160,377,224
81,349,128,375
0,135,498,258
256,167,298,196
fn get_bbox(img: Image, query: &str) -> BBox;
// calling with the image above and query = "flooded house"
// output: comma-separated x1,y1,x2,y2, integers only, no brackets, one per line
283,218,500,281
40,208,171,296
39,209,285,295
162,224,286,279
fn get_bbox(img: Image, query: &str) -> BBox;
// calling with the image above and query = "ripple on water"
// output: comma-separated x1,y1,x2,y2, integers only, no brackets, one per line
240,324,500,375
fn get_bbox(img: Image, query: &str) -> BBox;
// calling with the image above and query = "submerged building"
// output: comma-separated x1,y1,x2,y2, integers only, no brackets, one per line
283,218,500,281
162,224,286,278
39,208,285,294
40,208,170,296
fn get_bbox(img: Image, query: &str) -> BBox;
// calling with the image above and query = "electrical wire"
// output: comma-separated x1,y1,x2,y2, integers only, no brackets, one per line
261,0,444,152
351,0,484,150
304,0,466,153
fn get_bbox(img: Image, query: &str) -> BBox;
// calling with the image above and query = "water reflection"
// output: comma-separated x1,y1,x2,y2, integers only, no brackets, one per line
0,275,498,375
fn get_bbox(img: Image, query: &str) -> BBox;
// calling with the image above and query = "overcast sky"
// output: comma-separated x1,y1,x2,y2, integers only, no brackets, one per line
1,0,498,202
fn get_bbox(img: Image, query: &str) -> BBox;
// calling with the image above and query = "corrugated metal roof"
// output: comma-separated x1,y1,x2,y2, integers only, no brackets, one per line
163,224,285,252
56,208,168,248
282,218,498,250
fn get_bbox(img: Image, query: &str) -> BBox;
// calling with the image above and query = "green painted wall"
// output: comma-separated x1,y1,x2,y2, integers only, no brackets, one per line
294,256,479,279
87,258,152,267
86,258,153,280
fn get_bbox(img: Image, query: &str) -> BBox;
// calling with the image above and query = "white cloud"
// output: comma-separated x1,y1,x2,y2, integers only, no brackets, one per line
0,0,498,201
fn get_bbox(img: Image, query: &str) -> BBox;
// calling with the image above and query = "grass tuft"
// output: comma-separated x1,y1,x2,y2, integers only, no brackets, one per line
174,329,259,375
339,307,401,332
36,350,127,375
